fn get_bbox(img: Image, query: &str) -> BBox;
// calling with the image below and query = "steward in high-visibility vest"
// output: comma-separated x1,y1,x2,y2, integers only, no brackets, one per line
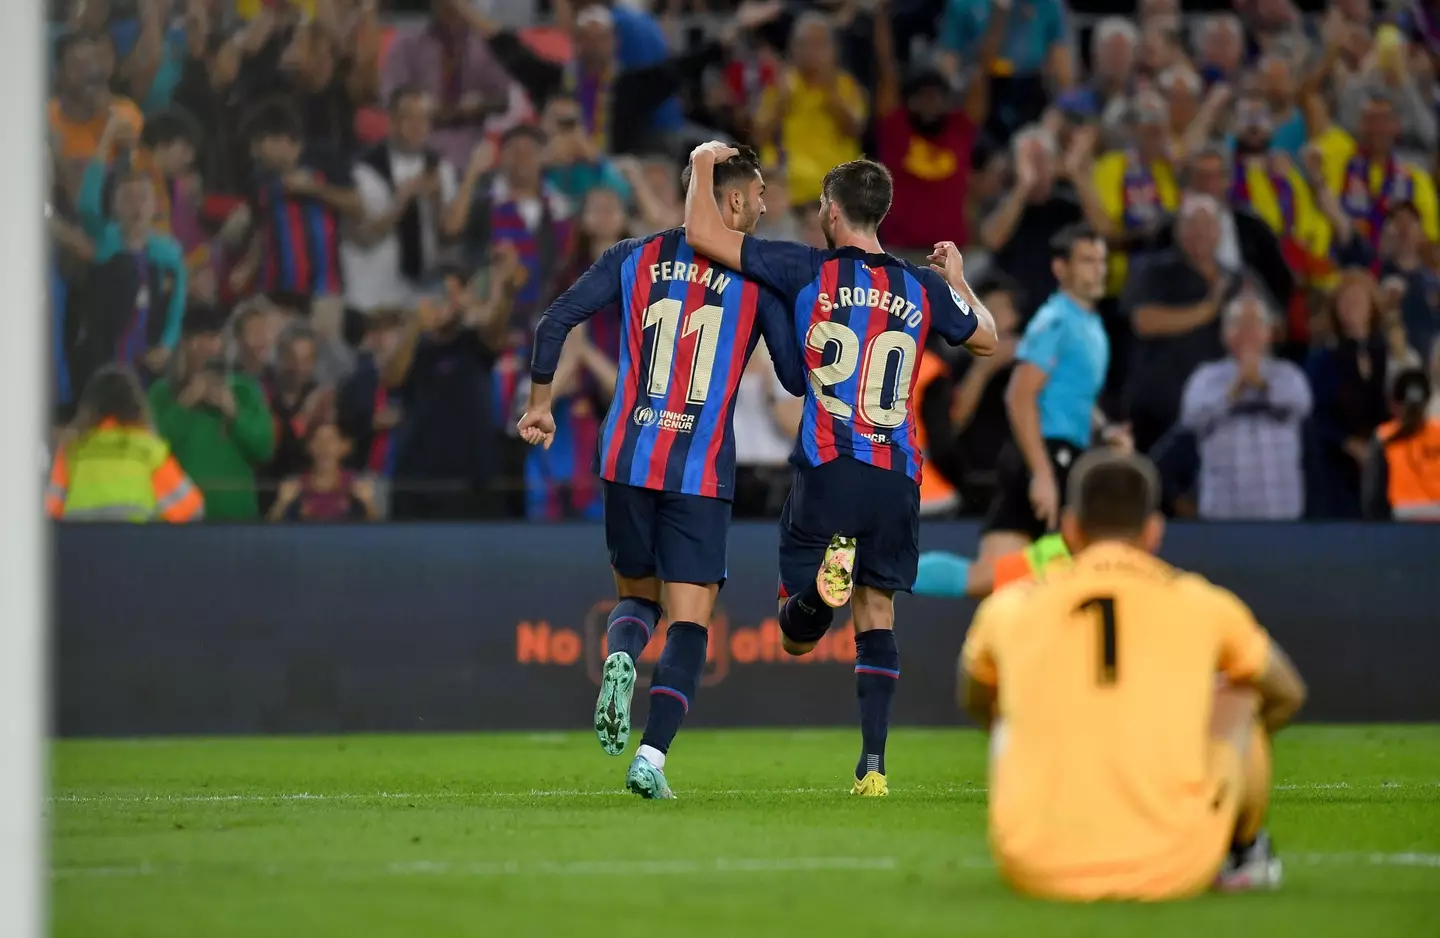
1363,368,1440,522
46,366,204,523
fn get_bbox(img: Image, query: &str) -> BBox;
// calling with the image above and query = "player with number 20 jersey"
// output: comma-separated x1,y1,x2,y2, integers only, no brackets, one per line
683,144,998,797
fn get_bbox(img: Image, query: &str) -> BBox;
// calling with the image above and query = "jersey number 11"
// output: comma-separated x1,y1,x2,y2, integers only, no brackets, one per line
644,298,724,405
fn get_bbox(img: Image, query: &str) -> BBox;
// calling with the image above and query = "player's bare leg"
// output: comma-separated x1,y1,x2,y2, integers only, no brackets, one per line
626,581,720,800
977,530,1029,565
850,586,898,797
1211,683,1282,891
595,574,663,756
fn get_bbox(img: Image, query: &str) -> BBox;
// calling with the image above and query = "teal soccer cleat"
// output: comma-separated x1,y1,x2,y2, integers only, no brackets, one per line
594,652,637,756
625,754,675,800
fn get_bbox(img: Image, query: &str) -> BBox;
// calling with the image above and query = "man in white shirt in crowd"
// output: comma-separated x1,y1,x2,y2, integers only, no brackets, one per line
1180,292,1311,519
343,86,460,313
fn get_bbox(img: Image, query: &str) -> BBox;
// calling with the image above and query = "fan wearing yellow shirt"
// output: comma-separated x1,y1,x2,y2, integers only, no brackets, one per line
1230,92,1330,261
1084,91,1180,296
754,14,867,207
1314,90,1439,253
961,450,1308,901
237,0,316,19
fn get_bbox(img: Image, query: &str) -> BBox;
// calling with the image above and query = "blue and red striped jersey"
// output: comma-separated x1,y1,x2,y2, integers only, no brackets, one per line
532,228,804,500
739,237,979,481
251,160,346,297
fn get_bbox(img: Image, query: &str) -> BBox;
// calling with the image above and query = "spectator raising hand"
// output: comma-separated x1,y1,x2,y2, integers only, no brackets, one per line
872,0,999,254
983,127,1085,320
755,13,867,207
147,303,275,520
67,108,187,390
344,87,461,314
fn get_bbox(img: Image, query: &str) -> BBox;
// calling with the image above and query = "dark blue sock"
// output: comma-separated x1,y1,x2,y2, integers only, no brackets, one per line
606,597,661,663
854,629,900,778
639,621,707,754
780,580,835,645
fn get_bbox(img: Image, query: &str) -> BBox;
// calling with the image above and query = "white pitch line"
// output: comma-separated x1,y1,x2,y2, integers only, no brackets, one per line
49,852,1440,880
1294,852,1440,869
47,781,1437,806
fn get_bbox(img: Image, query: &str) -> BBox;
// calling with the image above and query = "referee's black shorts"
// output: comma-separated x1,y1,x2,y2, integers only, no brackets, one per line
981,439,1084,541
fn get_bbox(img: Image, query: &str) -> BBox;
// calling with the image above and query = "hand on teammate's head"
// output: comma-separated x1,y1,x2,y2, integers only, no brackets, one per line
690,140,739,165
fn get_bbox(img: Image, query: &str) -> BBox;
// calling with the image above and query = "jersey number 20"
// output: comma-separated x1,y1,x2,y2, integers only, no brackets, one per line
806,322,917,429
643,298,724,405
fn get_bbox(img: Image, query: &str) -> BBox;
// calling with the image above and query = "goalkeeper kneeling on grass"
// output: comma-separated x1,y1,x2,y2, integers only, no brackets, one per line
913,532,1072,599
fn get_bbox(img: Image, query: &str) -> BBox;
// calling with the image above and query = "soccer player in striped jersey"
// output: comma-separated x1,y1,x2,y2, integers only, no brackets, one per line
683,143,999,796
518,147,805,800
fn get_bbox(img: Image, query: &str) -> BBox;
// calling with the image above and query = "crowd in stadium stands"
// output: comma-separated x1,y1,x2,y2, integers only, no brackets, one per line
45,0,1440,523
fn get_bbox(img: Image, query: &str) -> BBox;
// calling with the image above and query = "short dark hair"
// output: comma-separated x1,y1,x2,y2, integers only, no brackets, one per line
302,416,350,450
232,299,268,334
1363,89,1397,112
1050,223,1103,261
680,145,762,195
901,68,949,101
182,300,229,337
500,123,547,148
820,160,893,231
972,269,1021,300
244,99,303,143
1068,450,1161,540
142,107,203,150
388,84,430,112
75,364,149,433
278,321,318,356
1389,199,1421,223
54,30,95,67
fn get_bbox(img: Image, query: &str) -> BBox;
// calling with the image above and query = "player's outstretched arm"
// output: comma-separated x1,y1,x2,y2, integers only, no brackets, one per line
521,241,631,448
682,142,746,270
927,241,998,356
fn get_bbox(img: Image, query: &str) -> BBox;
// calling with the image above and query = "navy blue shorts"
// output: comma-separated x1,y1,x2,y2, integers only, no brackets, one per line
777,457,920,601
602,481,731,586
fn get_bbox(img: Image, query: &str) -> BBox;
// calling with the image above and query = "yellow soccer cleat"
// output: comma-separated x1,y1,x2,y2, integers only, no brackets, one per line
816,535,857,607
851,771,889,797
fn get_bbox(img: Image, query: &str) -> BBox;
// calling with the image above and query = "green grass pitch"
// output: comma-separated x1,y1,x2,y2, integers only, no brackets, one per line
51,726,1440,938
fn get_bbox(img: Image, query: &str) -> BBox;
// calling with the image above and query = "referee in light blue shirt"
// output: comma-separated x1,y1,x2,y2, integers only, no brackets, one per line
982,223,1116,553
